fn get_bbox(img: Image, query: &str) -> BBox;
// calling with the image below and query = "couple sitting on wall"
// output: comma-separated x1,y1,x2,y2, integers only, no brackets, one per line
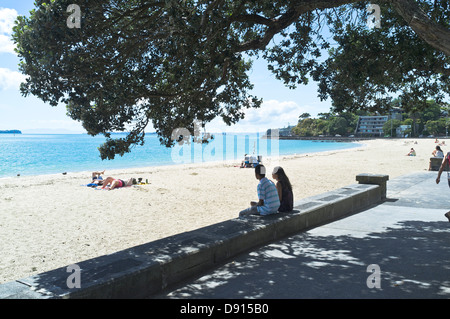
239,165,293,218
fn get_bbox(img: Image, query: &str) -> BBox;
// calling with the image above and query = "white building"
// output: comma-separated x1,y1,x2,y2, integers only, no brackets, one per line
355,116,388,136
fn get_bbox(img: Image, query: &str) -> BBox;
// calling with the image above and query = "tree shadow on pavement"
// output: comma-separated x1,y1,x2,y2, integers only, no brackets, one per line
160,220,450,299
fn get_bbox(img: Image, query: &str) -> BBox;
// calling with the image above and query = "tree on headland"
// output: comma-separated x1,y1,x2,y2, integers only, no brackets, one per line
12,0,450,159
292,111,359,136
293,99,448,137
299,113,311,120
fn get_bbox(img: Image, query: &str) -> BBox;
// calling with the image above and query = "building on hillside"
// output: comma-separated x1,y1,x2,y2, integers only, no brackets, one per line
279,125,295,137
354,115,389,136
396,125,411,138
354,108,403,137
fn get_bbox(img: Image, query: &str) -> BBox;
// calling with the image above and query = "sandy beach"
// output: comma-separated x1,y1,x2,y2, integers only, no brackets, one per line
0,138,445,284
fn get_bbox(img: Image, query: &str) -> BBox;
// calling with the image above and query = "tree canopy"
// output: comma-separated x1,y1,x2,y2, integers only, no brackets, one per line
12,0,450,159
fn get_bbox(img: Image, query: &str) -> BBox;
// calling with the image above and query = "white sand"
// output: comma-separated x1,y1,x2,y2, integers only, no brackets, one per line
0,138,444,284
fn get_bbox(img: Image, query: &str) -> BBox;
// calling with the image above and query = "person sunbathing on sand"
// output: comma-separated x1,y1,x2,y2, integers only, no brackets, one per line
406,148,416,156
90,170,105,185
92,170,105,179
101,177,137,190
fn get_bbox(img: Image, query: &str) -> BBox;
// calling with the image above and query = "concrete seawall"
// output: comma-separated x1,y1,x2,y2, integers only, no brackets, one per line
0,174,388,299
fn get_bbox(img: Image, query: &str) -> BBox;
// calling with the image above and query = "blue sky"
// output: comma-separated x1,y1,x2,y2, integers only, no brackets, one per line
0,1,333,134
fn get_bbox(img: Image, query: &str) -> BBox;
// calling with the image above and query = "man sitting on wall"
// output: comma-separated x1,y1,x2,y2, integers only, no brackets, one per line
239,164,280,217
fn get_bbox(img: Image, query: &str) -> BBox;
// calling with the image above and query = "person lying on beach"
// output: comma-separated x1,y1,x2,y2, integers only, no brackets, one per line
239,164,280,218
272,166,294,213
92,170,105,180
101,177,137,190
89,170,105,186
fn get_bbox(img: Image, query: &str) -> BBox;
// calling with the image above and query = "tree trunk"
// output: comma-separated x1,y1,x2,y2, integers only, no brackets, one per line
391,0,450,56
235,0,450,56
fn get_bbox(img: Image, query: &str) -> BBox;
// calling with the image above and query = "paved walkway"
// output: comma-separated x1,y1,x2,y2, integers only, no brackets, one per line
152,171,450,299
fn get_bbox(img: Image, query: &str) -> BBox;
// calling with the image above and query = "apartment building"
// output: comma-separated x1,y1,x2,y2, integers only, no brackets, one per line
355,115,389,136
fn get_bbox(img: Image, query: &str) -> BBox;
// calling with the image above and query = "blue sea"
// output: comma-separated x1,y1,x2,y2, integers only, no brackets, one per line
0,133,360,178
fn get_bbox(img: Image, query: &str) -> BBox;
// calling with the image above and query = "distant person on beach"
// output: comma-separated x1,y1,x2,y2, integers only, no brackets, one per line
92,170,105,180
240,154,250,168
272,166,294,213
239,164,280,218
406,148,416,156
101,177,137,190
429,146,445,170
240,154,260,168
432,146,444,157
85,170,105,187
90,170,105,185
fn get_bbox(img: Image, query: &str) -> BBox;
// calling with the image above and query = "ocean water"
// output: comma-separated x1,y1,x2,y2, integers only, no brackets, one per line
0,133,360,178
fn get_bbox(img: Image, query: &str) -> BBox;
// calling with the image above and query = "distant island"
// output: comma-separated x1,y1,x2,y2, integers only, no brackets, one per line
0,130,22,134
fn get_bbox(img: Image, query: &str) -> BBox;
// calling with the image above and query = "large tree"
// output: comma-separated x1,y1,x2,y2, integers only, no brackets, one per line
13,0,450,159
313,1,449,115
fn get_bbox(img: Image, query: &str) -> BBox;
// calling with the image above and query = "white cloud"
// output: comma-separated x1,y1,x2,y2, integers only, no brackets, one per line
240,99,300,127
0,34,14,53
206,99,306,133
0,7,18,54
0,7,17,33
0,67,26,90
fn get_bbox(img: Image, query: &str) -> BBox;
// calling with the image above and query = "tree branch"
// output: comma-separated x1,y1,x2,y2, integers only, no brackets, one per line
230,13,274,26
234,0,356,52
200,0,225,29
391,0,450,56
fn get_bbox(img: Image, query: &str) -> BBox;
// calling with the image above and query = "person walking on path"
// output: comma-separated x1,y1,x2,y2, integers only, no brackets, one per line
435,152,450,222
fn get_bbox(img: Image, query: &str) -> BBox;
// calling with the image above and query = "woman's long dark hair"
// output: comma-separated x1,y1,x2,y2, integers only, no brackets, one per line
273,167,292,191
